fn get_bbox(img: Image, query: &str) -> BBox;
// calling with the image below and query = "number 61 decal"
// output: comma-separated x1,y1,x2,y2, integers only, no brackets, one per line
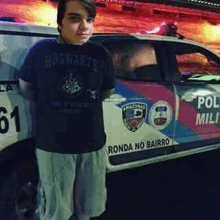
0,106,20,134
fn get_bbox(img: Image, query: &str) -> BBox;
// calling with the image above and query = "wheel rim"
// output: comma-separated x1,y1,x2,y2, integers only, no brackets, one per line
15,182,37,220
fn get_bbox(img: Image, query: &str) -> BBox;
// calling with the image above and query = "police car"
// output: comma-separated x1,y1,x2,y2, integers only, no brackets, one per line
1,22,220,220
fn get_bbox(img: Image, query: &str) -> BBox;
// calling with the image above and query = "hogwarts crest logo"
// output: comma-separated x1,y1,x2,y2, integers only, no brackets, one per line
57,70,84,99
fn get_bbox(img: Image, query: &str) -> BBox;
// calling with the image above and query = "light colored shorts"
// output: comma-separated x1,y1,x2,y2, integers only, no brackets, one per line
35,146,108,220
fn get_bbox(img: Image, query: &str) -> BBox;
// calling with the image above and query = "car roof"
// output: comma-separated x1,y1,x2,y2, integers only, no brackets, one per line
0,22,206,45
0,22,59,35
0,22,219,57
93,33,220,58
94,32,204,47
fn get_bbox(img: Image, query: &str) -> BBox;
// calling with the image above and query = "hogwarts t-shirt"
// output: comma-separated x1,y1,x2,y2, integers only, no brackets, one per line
19,38,115,154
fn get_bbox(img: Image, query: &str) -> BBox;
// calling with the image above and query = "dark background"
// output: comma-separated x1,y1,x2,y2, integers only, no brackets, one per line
93,148,220,220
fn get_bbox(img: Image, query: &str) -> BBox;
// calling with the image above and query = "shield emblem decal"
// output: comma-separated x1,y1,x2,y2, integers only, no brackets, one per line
154,106,168,126
122,103,147,132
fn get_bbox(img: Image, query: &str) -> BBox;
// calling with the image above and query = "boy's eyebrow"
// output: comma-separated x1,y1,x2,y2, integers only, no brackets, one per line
67,13,82,17
67,12,92,18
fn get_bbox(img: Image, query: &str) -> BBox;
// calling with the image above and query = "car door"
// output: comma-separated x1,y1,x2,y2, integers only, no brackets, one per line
0,30,33,152
0,27,57,152
163,41,220,153
99,37,176,172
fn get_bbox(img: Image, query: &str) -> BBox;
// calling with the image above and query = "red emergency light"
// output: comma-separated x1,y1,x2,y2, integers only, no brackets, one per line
137,22,185,39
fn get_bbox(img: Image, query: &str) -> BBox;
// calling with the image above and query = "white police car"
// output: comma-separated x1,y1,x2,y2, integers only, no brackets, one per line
1,22,220,220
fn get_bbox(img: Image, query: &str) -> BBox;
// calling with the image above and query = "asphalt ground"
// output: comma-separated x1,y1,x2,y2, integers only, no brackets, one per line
92,149,220,220
0,147,219,220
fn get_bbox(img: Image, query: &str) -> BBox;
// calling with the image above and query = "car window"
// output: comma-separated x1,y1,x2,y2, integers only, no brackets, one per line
103,42,162,81
0,34,56,80
170,42,220,82
177,52,220,76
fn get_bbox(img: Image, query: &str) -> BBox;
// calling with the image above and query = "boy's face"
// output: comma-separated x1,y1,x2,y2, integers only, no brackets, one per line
58,0,94,45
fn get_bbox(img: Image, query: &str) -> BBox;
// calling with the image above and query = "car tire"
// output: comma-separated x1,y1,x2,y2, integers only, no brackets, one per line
0,159,39,220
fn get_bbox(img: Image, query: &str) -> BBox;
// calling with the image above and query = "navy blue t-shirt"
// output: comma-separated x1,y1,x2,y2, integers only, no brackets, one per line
19,38,115,154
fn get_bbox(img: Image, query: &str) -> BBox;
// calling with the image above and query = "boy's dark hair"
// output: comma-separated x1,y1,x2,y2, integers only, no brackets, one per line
57,0,97,33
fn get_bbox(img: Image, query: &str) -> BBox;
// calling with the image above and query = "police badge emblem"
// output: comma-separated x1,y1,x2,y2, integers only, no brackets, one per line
122,103,147,132
149,101,173,130
58,70,84,99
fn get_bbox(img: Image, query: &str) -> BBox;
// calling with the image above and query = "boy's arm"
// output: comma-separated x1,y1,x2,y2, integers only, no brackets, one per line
18,45,39,102
19,78,38,103
100,88,115,100
100,49,116,101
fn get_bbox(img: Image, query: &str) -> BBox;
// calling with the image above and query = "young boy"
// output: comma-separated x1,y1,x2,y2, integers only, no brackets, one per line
19,0,115,219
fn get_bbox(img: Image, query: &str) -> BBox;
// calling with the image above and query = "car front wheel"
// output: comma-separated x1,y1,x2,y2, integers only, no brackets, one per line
1,160,39,220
